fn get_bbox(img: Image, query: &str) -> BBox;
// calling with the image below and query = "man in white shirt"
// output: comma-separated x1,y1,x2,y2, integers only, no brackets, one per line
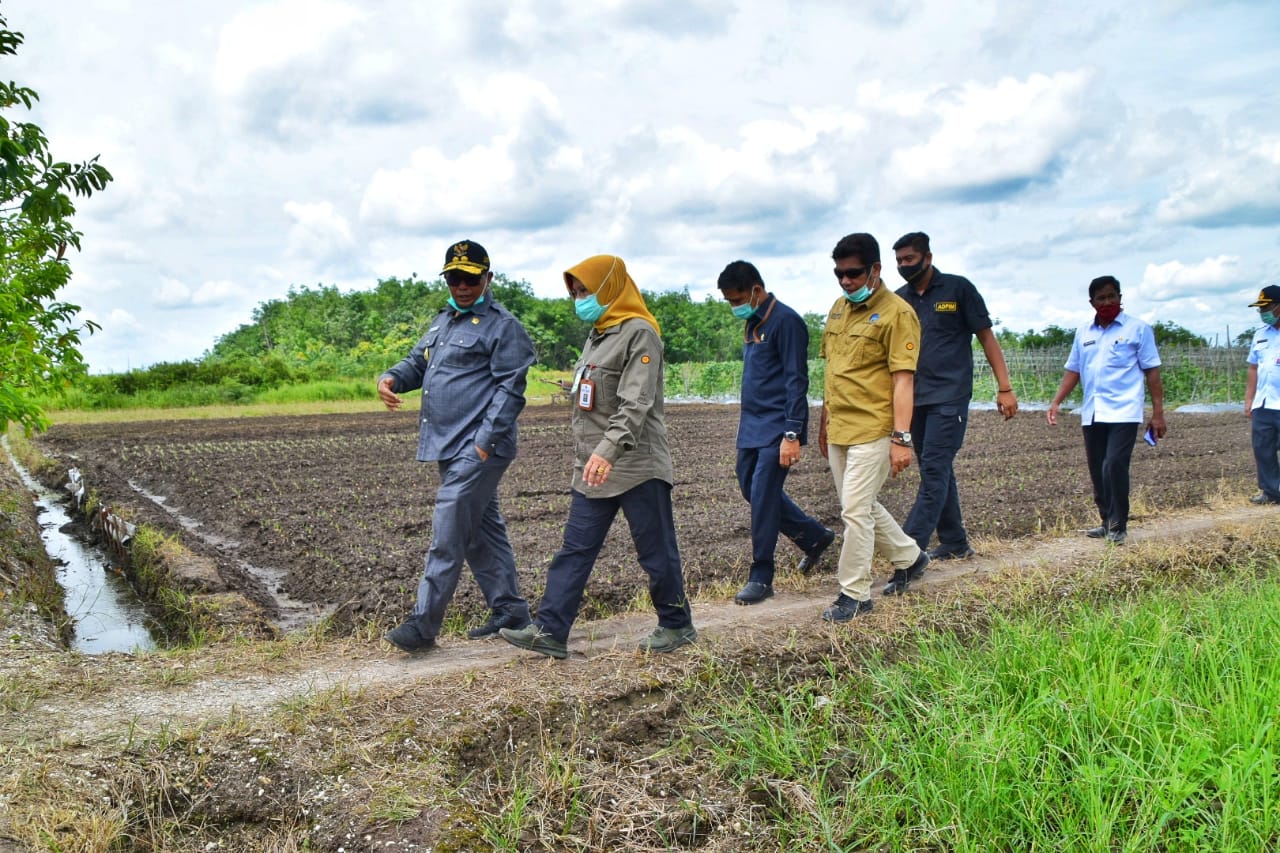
1245,285,1280,505
1046,276,1166,545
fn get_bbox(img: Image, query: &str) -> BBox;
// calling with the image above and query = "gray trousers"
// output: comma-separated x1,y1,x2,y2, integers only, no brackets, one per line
411,453,529,639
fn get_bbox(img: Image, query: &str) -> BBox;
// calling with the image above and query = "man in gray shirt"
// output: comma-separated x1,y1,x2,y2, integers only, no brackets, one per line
377,240,535,652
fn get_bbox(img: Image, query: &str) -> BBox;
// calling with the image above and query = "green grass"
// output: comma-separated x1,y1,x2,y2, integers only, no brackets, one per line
699,571,1280,851
38,366,575,423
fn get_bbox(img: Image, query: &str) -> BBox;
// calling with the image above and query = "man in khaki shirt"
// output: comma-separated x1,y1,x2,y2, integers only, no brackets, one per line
818,232,930,621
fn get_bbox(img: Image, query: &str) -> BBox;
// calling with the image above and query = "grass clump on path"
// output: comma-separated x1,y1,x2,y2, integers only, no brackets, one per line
701,567,1280,851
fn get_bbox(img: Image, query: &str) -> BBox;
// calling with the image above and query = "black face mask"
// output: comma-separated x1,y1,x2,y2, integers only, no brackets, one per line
898,261,926,283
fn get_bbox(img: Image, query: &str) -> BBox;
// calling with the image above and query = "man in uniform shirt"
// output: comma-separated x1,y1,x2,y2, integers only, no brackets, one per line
818,233,929,621
892,232,1018,585
1047,275,1166,545
1245,285,1280,505
716,260,836,606
377,240,535,652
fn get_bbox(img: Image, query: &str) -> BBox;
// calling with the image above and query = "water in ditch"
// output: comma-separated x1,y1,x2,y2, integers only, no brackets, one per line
5,446,157,654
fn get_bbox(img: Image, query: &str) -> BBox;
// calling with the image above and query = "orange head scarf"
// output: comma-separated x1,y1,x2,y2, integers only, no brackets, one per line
564,254,661,336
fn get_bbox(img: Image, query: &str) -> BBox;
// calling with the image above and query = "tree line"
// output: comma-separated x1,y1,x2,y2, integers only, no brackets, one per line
70,276,1232,402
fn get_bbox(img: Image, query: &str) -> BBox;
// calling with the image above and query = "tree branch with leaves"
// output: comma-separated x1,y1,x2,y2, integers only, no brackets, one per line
0,15,112,433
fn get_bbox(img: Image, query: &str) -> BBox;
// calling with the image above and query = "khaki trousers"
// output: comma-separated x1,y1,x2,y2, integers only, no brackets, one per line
827,437,920,601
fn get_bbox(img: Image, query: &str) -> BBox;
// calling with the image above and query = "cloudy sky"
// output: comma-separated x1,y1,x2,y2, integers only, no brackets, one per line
6,0,1279,372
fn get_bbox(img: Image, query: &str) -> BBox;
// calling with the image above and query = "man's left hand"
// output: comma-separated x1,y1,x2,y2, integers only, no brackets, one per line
780,437,801,468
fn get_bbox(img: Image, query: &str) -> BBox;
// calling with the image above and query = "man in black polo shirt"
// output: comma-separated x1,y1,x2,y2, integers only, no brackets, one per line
889,232,1018,590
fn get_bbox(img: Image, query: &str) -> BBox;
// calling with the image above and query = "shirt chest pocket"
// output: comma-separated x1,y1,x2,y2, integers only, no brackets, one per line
1105,339,1138,368
437,332,486,366
589,363,623,407
827,326,884,365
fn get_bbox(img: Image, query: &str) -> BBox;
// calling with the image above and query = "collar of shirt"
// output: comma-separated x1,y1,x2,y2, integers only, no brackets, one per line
745,293,779,341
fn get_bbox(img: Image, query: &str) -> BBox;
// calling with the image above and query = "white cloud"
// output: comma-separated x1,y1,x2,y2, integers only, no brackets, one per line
190,280,250,307
155,278,192,308
213,0,364,97
889,70,1099,201
284,201,355,263
1135,256,1241,301
1155,136,1280,227
1070,203,1142,237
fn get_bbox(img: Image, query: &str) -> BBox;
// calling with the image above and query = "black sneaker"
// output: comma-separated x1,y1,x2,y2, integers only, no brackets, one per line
798,528,837,575
1250,493,1280,505
734,581,774,605
466,610,531,640
881,568,908,596
822,594,872,622
927,545,975,561
385,620,435,653
1085,526,1107,538
1105,529,1127,545
882,550,930,595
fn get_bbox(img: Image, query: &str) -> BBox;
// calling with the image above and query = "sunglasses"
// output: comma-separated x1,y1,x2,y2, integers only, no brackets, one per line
833,266,868,281
445,271,484,287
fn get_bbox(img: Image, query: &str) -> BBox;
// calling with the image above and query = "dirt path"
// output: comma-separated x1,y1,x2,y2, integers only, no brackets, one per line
24,502,1270,745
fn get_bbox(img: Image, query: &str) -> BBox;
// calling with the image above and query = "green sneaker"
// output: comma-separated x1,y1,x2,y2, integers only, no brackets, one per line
499,624,568,660
637,624,697,653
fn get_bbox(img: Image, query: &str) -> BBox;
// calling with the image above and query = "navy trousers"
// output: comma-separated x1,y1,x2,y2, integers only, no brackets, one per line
410,453,530,639
1252,407,1280,501
1081,422,1139,533
534,479,692,643
902,402,970,552
735,444,830,584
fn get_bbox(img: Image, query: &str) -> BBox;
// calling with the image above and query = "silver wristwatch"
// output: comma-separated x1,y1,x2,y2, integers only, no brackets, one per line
783,431,799,442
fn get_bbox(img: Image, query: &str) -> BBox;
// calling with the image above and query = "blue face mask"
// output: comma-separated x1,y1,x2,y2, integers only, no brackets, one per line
731,287,761,319
1262,309,1279,327
575,293,607,323
447,294,485,313
843,285,872,304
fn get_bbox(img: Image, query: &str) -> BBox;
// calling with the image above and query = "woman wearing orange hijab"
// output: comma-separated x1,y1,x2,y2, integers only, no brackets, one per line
501,255,696,658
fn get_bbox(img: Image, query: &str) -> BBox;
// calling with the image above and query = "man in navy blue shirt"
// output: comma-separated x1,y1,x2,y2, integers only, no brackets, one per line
377,240,535,652
717,261,836,605
891,233,1018,589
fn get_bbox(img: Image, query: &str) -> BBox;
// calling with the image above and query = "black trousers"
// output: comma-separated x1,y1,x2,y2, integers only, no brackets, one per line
534,479,692,643
1081,422,1139,533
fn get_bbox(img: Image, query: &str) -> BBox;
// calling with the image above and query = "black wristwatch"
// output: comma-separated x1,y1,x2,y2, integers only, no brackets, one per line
891,430,912,447
783,431,799,442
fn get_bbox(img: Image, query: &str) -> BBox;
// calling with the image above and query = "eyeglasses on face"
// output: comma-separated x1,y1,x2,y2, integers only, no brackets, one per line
833,266,868,281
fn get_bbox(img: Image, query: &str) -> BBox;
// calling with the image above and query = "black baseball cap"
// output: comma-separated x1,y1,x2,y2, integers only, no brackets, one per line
1248,285,1280,308
442,240,490,275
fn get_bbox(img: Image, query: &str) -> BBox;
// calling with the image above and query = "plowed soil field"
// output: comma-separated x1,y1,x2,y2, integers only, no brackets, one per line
31,404,1255,635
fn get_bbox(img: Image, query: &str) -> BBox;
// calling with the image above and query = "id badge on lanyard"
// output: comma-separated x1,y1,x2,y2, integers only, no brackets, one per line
572,364,595,411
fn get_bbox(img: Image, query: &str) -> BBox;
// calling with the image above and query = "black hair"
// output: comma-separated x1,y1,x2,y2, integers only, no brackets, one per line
892,232,930,255
717,260,763,293
1089,275,1121,299
832,233,880,265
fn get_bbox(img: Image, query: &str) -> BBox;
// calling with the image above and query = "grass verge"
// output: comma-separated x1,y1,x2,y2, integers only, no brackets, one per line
697,547,1280,851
